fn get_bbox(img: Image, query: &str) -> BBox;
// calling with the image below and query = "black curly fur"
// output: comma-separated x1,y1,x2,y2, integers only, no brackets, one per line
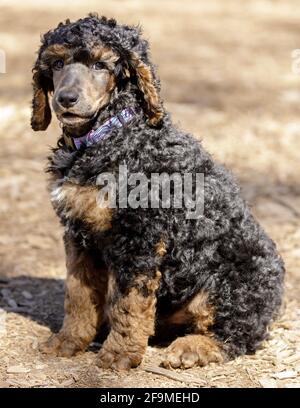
38,14,284,359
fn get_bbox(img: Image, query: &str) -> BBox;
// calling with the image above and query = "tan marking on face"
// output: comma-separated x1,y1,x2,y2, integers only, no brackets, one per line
40,44,118,128
90,46,119,70
106,73,116,92
97,271,161,370
155,239,167,257
51,182,113,232
167,290,215,334
40,44,71,70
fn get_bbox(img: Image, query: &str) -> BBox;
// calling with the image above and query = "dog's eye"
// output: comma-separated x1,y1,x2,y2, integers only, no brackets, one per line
52,59,64,70
92,61,106,70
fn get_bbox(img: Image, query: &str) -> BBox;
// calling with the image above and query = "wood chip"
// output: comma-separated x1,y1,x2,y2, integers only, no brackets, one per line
0,382,10,388
22,291,33,300
7,299,18,309
30,373,47,381
35,364,47,370
283,353,300,364
30,338,39,350
1,288,10,298
60,379,74,387
258,377,278,388
277,349,293,359
284,383,300,388
7,365,31,374
274,370,297,380
142,364,206,386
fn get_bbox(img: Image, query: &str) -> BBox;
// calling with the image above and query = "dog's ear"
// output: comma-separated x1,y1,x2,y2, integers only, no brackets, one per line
31,69,52,131
129,52,163,126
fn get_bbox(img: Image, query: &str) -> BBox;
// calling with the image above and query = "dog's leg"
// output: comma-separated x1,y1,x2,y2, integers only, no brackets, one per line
161,290,224,369
50,182,113,233
96,271,161,370
40,235,107,357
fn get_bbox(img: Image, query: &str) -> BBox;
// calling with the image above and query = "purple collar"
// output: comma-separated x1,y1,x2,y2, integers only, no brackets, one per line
63,107,137,150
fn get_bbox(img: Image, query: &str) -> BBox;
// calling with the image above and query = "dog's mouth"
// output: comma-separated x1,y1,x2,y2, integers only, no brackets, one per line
60,111,95,126
62,112,88,121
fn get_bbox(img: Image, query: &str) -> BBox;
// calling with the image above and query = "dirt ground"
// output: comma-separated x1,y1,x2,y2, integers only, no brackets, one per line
0,0,300,388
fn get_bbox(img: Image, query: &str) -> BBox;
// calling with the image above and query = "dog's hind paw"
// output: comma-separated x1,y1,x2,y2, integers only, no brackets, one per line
161,334,223,369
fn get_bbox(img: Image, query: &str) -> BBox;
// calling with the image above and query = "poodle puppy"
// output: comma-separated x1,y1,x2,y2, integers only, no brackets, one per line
31,14,285,370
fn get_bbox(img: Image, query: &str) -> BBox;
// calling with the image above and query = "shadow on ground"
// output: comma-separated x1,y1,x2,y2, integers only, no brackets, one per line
0,274,64,332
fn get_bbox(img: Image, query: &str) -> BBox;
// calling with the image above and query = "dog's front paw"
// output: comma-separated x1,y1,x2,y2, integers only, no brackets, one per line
39,333,83,357
96,347,143,371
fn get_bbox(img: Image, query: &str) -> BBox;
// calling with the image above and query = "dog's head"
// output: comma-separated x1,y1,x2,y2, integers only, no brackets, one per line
31,14,163,132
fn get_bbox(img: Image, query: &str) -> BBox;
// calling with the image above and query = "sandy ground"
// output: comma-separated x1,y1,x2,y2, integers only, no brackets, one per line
0,0,300,388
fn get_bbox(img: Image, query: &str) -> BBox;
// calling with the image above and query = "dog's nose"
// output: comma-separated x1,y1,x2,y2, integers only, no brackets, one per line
58,91,79,108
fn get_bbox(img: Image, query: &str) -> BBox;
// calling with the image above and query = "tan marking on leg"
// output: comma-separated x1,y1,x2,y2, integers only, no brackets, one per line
155,239,167,257
96,271,161,371
167,291,215,334
51,182,113,232
39,235,108,357
161,334,223,369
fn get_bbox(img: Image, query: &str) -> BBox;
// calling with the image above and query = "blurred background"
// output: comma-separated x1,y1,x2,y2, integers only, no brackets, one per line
0,0,299,388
